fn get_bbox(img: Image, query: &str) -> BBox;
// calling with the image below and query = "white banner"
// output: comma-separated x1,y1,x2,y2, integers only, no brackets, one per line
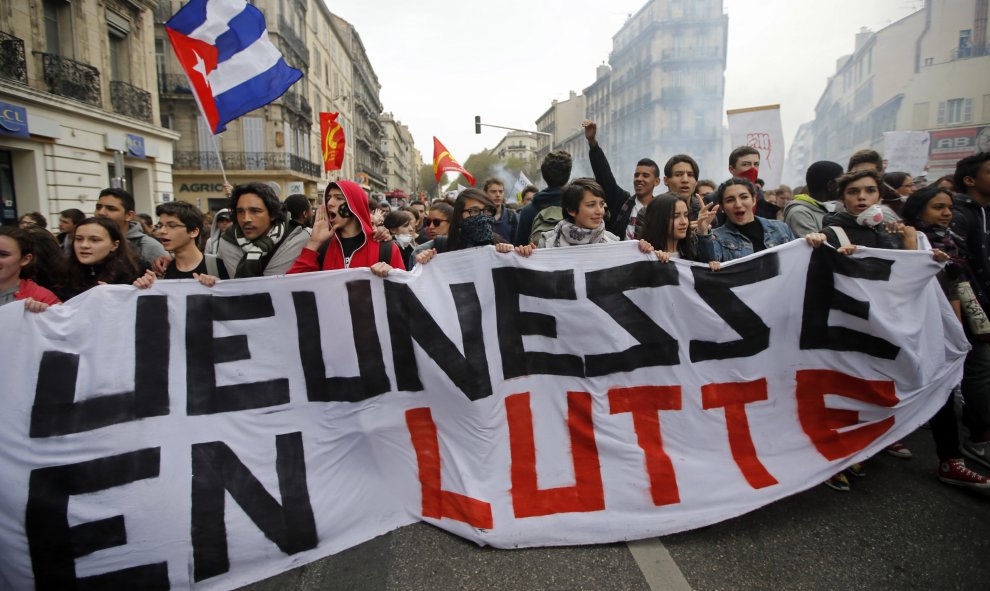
883,131,931,177
727,104,785,188
0,241,967,590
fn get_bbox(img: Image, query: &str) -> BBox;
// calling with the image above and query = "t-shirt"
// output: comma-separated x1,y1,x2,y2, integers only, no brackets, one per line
626,199,646,241
339,234,364,268
164,256,207,279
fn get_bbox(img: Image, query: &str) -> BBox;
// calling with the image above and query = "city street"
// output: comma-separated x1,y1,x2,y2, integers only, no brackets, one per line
243,427,990,590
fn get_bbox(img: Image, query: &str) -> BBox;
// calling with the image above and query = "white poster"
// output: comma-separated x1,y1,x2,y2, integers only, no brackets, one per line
727,104,785,188
884,131,931,177
0,241,966,590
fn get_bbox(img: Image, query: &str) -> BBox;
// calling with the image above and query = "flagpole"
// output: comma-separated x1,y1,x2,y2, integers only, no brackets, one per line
210,134,228,186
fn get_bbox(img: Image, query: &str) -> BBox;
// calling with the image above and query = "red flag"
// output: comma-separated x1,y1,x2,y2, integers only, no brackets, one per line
432,137,475,186
320,112,346,172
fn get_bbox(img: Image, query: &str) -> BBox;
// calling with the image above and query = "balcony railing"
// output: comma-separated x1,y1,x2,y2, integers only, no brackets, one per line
158,72,193,96
0,31,27,84
110,80,153,123
661,47,722,61
35,52,101,107
174,151,321,177
281,91,312,121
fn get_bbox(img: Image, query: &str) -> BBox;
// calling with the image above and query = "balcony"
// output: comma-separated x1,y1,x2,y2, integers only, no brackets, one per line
0,31,27,84
276,18,309,68
174,151,321,177
110,80,153,123
281,91,312,122
661,47,723,62
158,72,193,96
35,52,101,107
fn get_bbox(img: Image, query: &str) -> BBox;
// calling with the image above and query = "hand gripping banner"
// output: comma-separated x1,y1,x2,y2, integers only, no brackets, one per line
0,241,967,589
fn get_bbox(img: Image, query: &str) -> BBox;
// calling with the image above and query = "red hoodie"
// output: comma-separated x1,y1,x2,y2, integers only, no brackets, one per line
15,279,60,305
288,180,405,273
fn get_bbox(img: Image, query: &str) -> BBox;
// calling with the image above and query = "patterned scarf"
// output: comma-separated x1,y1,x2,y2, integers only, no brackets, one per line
916,222,964,271
541,220,615,248
224,221,286,277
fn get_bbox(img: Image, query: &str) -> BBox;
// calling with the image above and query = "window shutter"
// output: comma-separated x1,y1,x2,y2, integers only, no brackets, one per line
964,98,973,122
937,101,946,125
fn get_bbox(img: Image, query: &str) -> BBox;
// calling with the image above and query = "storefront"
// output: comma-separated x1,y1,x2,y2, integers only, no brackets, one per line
0,84,179,229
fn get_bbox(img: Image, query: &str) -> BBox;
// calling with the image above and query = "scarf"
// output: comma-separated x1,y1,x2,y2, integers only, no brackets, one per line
916,222,964,271
460,214,494,247
224,221,286,277
541,220,613,248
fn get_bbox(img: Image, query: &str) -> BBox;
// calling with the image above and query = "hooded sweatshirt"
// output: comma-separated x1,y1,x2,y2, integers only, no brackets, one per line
126,220,167,265
288,180,405,273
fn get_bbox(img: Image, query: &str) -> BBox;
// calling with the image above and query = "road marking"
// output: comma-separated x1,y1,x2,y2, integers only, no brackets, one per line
626,538,692,591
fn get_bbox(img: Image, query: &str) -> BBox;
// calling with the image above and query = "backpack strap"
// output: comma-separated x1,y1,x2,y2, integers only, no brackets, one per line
829,226,851,248
204,253,219,277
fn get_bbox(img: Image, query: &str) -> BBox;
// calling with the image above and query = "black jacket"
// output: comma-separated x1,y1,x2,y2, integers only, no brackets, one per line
952,193,990,313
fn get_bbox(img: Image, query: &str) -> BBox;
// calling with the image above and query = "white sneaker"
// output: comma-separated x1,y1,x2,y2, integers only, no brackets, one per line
961,439,990,469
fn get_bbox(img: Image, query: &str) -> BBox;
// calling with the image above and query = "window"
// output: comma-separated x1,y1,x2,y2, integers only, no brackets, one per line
107,10,131,82
939,98,974,125
43,0,73,57
959,30,973,58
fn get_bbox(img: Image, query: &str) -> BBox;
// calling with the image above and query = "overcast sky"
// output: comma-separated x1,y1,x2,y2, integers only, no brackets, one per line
326,0,920,163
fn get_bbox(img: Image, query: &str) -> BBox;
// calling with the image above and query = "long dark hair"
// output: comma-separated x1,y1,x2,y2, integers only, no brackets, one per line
66,217,141,294
639,194,698,259
20,225,67,292
901,186,954,227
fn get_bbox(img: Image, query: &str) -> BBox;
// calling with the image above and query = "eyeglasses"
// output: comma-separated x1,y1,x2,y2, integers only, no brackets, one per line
463,207,496,217
158,222,187,231
425,218,448,227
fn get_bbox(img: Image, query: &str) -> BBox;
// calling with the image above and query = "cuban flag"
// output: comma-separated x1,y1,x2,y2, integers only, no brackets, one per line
165,0,302,134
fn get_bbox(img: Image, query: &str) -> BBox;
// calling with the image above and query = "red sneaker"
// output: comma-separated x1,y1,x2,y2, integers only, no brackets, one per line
938,459,990,490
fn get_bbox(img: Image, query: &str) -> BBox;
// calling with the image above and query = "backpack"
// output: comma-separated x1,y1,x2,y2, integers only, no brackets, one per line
316,238,394,268
528,206,563,245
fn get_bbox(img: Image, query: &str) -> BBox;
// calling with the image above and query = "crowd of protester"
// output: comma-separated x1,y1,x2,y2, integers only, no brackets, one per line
3,123,989,495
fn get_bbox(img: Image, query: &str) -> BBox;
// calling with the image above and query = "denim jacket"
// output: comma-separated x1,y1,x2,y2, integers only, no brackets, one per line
709,216,796,262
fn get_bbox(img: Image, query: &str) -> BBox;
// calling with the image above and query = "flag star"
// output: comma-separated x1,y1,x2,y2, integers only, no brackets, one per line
192,51,211,89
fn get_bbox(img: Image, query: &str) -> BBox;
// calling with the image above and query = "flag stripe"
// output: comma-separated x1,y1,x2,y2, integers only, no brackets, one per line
212,6,266,62
163,0,208,33
188,0,247,44
208,31,283,95
213,58,302,131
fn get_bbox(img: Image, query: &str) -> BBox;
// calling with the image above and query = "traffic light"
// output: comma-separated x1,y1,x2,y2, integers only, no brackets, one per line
474,115,481,134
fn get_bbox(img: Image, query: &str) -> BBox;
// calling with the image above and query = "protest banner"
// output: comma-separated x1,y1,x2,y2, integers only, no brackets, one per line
0,241,966,590
727,105,785,188
883,131,930,177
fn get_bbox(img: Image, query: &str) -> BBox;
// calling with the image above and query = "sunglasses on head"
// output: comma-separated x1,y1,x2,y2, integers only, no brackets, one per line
425,218,448,227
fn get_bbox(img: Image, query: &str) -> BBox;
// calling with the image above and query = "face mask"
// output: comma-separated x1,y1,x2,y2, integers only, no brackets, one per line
460,214,494,245
738,167,759,185
395,233,414,248
856,204,885,227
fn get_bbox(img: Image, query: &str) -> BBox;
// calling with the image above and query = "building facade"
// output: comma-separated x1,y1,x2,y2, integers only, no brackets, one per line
529,0,727,185
535,91,586,164
491,131,540,164
0,0,178,227
605,0,727,182
381,112,414,194
805,0,990,180
331,13,386,195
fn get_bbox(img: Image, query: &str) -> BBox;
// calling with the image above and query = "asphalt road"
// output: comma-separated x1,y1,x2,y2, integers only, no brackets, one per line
242,428,989,591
